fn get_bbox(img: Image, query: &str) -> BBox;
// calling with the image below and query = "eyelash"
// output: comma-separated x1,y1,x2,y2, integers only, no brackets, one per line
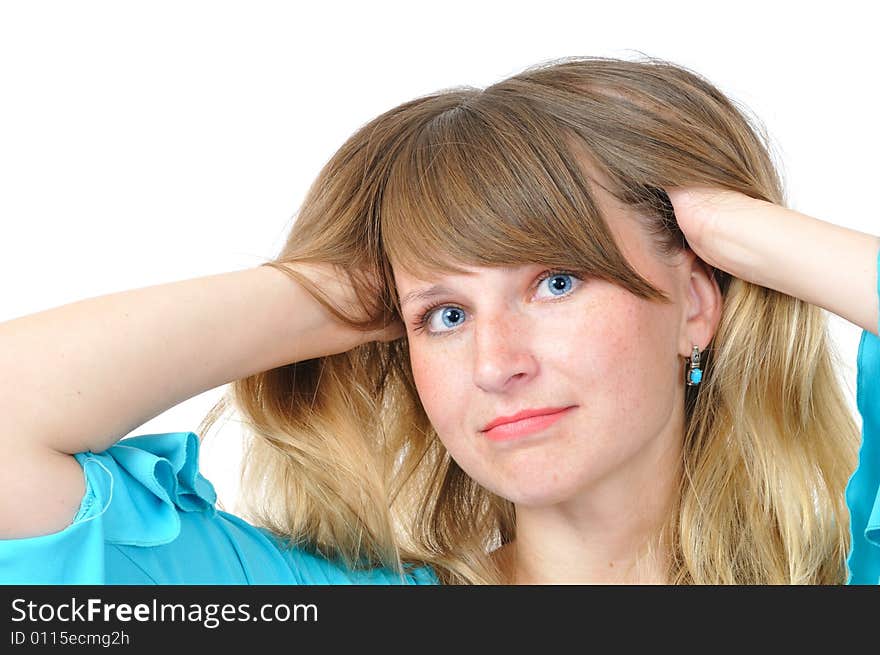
410,269,583,337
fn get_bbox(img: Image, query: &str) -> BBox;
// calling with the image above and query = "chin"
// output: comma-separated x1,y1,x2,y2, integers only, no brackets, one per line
489,478,582,508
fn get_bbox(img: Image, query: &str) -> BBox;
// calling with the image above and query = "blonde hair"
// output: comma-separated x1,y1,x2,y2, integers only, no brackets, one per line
198,53,859,584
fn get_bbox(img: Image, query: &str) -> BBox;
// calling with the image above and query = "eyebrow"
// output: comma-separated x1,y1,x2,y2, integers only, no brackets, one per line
399,285,457,310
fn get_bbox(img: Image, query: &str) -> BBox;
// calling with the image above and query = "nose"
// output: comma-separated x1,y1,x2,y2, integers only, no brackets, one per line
472,309,538,392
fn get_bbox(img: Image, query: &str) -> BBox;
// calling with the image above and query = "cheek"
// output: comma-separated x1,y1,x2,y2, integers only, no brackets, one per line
409,346,464,432
576,295,681,445
533,289,672,390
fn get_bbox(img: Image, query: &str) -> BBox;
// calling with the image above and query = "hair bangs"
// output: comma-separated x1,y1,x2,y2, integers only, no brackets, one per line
379,98,671,311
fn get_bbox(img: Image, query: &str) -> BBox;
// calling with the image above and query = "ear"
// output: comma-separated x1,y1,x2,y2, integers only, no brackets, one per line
679,252,723,357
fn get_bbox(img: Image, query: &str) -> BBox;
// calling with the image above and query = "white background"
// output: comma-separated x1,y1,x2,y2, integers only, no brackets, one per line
1,1,876,515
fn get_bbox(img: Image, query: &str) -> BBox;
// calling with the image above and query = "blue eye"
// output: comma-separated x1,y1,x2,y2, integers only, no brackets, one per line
410,270,582,337
537,273,575,298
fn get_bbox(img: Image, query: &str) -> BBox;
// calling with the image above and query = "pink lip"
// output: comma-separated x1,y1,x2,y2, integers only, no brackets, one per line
480,406,576,442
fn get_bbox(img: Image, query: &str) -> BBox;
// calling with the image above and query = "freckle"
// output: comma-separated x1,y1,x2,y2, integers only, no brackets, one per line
609,562,614,568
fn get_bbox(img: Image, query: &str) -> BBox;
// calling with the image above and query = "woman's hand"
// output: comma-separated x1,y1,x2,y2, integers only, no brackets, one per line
665,186,880,336
664,187,769,283
284,261,406,347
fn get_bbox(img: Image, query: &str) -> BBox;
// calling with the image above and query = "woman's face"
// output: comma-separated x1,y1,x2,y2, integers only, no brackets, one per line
392,192,720,508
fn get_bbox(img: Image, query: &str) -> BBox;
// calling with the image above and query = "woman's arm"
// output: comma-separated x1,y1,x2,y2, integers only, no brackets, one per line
0,265,381,456
667,188,880,337
720,201,879,337
0,263,395,538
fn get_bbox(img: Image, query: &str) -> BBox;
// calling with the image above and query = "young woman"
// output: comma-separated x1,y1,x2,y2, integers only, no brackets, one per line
1,55,878,584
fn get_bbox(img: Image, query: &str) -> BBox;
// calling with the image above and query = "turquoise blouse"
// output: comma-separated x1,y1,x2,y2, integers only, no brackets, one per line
2,249,879,585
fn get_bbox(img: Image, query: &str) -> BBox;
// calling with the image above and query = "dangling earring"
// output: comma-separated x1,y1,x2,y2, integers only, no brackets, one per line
685,345,703,386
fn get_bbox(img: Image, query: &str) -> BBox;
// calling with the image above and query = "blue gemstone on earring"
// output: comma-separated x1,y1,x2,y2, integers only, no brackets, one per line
689,369,703,384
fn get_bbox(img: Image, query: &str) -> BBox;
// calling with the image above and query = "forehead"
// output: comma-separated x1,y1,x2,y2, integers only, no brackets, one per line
391,184,651,296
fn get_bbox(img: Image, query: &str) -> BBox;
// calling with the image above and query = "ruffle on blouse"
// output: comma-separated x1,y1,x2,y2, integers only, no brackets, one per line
846,326,880,584
73,431,218,546
0,431,218,584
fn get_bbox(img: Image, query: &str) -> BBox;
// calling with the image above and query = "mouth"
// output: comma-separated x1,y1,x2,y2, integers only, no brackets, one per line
480,406,576,442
